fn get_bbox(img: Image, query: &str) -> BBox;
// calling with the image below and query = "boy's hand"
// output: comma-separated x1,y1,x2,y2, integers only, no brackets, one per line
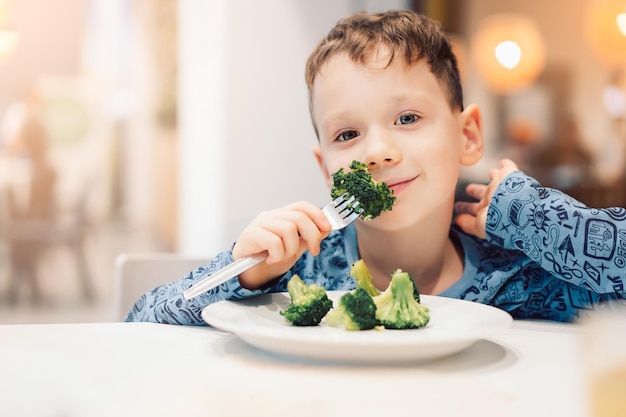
232,201,332,289
454,159,519,239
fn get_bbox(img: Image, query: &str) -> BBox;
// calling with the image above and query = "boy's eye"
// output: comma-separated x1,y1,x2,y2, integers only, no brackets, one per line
395,113,419,125
336,130,360,142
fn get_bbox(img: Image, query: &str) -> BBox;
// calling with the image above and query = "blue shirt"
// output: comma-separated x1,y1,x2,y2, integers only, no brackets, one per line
126,172,626,325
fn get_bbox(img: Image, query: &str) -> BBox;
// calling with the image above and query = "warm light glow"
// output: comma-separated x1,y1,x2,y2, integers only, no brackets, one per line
603,85,626,118
618,13,626,36
0,0,18,58
494,40,522,69
471,14,546,94
585,0,626,68
0,28,18,56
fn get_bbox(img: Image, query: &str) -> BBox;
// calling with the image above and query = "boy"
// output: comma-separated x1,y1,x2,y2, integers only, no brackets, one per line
126,9,625,325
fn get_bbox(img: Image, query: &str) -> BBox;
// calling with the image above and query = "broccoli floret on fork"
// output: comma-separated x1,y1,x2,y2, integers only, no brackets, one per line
331,160,396,220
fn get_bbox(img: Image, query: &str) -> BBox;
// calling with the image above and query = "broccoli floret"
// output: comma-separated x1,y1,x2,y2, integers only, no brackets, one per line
280,275,333,326
325,287,377,331
373,269,430,329
351,258,421,302
412,279,421,304
331,160,396,220
350,259,380,297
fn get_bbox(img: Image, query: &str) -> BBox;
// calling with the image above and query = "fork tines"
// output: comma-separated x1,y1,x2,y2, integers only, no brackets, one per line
335,193,363,219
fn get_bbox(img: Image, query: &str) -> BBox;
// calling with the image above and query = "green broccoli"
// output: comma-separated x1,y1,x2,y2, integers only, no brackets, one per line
331,160,396,220
373,269,430,329
325,287,377,331
350,259,380,297
280,275,333,326
351,258,422,302
412,278,421,304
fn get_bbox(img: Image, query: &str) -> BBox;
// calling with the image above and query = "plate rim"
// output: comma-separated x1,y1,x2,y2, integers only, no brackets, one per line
201,292,513,362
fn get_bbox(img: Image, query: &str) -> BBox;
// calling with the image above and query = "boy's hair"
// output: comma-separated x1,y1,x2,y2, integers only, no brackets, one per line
305,9,463,136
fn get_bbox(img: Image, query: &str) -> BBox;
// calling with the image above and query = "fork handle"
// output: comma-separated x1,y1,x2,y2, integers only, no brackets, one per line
182,253,267,300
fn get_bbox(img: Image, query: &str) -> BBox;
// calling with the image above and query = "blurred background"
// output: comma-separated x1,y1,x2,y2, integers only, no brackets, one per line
0,0,625,323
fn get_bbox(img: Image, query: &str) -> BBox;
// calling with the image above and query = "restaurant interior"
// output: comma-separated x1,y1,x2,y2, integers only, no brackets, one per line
0,0,626,325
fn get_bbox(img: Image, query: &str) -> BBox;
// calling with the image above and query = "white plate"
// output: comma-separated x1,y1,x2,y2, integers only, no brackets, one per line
201,291,512,363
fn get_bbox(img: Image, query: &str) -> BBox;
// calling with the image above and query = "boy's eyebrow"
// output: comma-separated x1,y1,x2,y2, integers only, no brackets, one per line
388,90,435,105
318,111,353,133
321,93,435,129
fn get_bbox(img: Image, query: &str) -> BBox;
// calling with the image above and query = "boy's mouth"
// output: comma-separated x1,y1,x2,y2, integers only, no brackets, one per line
385,176,417,194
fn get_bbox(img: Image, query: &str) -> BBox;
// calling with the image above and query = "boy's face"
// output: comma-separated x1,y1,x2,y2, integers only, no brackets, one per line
311,52,483,230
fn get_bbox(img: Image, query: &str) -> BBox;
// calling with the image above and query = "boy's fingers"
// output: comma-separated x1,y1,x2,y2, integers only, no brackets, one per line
500,158,518,170
454,212,486,239
498,159,519,178
454,201,477,216
287,201,331,232
453,213,476,235
465,183,488,201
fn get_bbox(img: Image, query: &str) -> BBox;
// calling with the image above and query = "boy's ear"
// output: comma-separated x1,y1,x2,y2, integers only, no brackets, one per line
312,145,332,187
459,103,484,166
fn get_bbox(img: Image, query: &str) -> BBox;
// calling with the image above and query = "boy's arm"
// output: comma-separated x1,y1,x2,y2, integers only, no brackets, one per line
460,165,626,295
124,250,272,324
124,200,332,324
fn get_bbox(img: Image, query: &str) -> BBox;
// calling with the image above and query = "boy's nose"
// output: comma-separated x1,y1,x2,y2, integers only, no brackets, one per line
364,130,401,168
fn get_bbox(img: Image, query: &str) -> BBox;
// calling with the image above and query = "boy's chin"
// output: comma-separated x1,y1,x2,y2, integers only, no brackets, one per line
359,206,452,232
357,211,409,231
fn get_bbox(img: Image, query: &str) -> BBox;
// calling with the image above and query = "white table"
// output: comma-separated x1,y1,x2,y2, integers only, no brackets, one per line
0,320,589,417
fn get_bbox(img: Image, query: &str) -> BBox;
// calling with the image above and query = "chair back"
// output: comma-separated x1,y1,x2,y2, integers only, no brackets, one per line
113,253,212,321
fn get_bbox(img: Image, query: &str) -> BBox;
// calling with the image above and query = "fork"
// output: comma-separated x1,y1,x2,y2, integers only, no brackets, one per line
182,193,363,300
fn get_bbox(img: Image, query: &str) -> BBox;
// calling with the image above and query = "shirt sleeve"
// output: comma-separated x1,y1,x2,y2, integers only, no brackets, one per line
124,250,270,325
485,171,626,296
123,226,360,325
